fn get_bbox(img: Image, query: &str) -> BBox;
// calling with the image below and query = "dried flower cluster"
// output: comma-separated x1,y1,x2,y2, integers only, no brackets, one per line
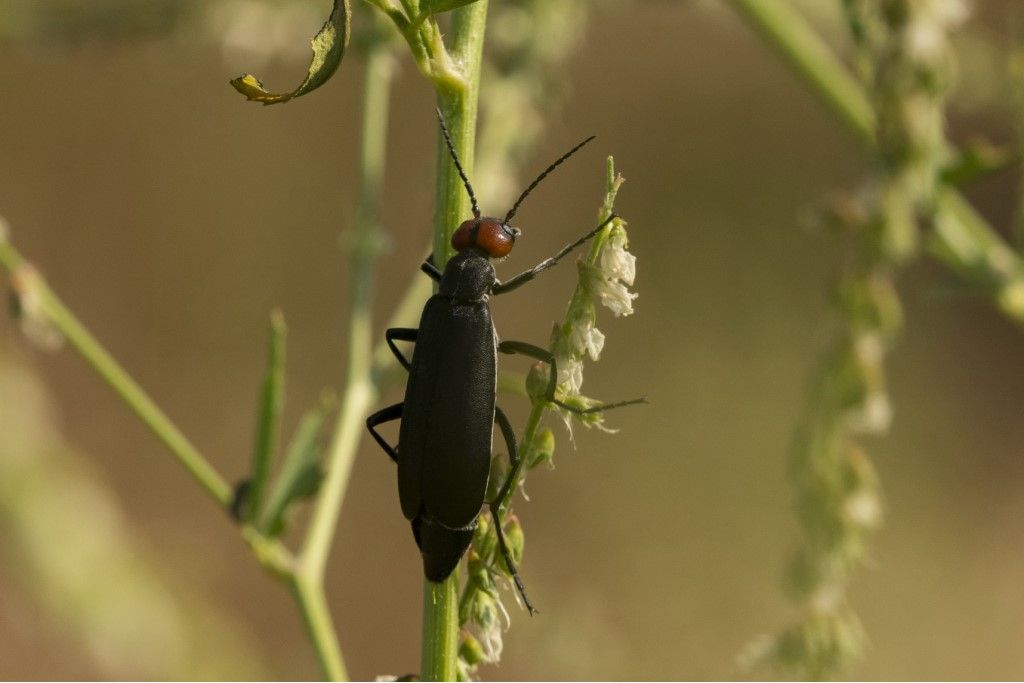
456,161,637,680
748,0,968,678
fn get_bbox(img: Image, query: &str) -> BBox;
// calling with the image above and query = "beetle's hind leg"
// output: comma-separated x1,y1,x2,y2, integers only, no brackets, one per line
497,340,646,413
366,402,403,463
488,406,537,615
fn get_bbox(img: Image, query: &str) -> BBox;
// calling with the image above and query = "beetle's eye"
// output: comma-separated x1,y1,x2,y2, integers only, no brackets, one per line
451,219,477,252
476,218,515,258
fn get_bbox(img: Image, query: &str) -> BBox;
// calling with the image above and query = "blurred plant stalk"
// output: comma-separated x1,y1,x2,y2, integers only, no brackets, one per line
728,0,985,678
0,353,268,679
0,14,410,677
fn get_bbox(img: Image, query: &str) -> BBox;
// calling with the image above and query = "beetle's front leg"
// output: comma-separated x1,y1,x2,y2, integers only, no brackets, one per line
497,340,646,413
420,253,442,282
491,215,617,296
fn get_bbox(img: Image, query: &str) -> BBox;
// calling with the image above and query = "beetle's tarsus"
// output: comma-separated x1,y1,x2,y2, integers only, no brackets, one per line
488,502,537,615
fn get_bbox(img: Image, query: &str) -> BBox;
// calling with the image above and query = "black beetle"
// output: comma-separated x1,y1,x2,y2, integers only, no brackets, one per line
366,111,640,612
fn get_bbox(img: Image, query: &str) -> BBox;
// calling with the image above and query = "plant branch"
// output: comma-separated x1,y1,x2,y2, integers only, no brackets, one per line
0,238,234,508
724,0,1024,324
291,28,399,682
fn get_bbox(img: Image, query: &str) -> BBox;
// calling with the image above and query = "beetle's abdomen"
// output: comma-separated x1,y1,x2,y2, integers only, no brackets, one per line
412,513,476,582
398,296,496,530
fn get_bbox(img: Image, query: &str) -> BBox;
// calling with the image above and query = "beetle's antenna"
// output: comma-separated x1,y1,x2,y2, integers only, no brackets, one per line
503,135,595,225
436,108,481,219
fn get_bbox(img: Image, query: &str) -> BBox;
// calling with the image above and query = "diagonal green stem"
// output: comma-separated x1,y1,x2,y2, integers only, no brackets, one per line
0,239,233,508
724,0,1024,324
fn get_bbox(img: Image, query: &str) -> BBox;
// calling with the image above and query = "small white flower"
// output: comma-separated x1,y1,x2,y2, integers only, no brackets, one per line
593,276,638,317
854,332,885,367
600,227,636,286
843,490,882,529
904,18,944,62
849,391,892,435
932,0,969,28
472,592,506,664
902,0,968,62
809,581,845,615
570,321,605,361
556,355,584,395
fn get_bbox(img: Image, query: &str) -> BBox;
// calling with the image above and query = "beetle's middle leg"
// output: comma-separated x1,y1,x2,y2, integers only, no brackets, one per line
366,402,403,463
385,328,417,372
497,340,646,414
488,405,537,615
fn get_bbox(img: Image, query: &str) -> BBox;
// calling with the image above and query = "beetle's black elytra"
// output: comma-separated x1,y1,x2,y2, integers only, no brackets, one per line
366,109,642,615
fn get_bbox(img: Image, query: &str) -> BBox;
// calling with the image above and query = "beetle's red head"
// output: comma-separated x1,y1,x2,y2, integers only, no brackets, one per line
451,217,520,258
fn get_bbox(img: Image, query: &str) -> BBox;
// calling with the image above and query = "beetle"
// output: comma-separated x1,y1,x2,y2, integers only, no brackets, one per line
366,110,641,612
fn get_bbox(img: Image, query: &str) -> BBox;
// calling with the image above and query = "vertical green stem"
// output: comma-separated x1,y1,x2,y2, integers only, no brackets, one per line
303,31,394,578
422,3,489,680
431,3,489,268
295,28,397,682
421,575,460,681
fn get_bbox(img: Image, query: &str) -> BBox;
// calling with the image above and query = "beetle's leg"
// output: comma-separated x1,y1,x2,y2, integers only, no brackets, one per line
385,328,418,372
491,214,617,296
488,406,537,615
491,407,521,508
366,402,403,463
421,254,442,282
497,340,646,413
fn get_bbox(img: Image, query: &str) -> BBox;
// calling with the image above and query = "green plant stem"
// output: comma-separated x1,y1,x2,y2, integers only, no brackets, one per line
726,0,874,146
422,577,460,681
418,4,489,680
725,0,1024,324
293,32,398,682
0,237,347,678
0,240,233,508
431,3,488,267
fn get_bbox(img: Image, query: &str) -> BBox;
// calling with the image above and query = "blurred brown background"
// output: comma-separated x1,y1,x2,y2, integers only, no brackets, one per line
2,0,1024,679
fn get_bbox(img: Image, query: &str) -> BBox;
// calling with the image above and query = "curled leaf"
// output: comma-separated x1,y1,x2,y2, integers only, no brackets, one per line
230,0,351,105
257,395,334,536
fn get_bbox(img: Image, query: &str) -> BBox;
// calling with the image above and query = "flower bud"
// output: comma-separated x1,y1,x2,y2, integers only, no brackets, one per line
524,428,555,470
526,361,549,402
472,515,498,565
496,515,525,575
459,633,487,666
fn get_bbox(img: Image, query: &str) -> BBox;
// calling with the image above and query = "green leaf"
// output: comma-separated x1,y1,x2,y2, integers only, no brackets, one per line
258,395,334,537
941,139,1017,187
246,310,287,523
230,0,351,105
421,0,483,17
